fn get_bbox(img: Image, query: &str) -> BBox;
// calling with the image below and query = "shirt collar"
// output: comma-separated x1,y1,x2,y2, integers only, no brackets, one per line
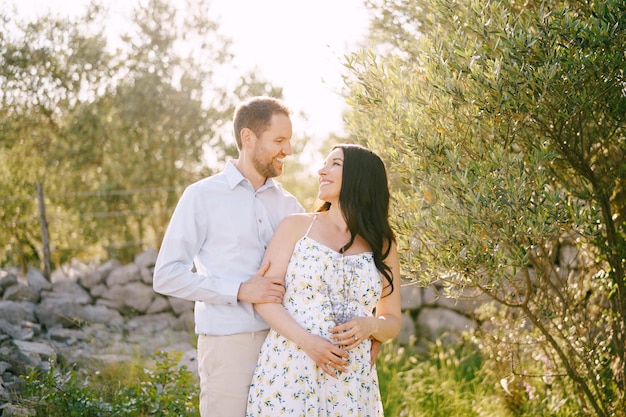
224,160,277,191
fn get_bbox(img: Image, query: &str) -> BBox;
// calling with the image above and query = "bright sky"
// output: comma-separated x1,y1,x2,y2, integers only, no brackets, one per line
8,0,370,142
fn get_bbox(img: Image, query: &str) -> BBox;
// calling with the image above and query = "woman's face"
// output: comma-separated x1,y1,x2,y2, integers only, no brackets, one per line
317,147,344,202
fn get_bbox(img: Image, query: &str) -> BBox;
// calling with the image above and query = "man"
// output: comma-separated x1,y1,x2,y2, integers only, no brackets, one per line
153,96,304,417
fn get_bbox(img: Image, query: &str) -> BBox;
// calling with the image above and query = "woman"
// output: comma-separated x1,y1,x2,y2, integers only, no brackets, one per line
246,144,402,416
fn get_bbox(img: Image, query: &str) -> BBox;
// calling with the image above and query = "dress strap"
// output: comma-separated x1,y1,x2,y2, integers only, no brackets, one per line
304,213,319,237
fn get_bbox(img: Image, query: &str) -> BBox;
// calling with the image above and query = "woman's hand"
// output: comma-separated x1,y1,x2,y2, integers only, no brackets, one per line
299,333,349,378
328,317,377,350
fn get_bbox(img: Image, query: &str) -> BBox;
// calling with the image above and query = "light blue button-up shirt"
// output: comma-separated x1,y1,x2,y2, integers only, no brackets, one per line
153,161,304,335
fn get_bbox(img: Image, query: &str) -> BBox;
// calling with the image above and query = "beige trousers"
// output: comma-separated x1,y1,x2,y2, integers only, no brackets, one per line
197,331,268,417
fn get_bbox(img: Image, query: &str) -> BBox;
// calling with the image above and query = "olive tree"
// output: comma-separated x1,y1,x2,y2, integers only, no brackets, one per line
344,0,625,415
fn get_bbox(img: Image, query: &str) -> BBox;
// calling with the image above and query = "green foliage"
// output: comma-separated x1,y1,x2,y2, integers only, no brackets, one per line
17,338,594,416
18,350,199,417
346,0,626,415
0,0,296,266
377,336,590,416
377,337,512,417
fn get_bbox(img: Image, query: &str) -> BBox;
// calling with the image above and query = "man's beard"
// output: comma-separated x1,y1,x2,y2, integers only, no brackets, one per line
252,153,282,179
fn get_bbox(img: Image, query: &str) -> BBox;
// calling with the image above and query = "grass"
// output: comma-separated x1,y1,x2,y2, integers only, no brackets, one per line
15,335,585,416
377,336,513,417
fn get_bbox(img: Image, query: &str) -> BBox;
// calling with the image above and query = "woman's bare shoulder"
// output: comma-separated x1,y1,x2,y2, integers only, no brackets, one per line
275,213,316,236
266,213,316,254
281,212,316,225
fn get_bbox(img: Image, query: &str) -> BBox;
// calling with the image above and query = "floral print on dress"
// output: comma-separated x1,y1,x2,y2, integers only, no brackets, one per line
246,235,384,417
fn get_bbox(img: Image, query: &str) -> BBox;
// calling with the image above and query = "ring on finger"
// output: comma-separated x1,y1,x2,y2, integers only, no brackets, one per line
354,335,358,341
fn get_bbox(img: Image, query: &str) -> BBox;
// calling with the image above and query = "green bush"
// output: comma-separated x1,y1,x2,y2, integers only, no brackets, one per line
17,350,199,417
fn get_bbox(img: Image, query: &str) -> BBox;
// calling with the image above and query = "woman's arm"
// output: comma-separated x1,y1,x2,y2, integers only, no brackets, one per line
254,215,349,376
331,241,402,348
370,241,402,341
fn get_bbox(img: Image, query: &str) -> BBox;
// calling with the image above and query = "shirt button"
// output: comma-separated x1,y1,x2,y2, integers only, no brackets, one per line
258,219,262,223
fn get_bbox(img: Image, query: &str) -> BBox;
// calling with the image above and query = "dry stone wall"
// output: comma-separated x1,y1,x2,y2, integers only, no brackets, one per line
0,249,197,413
0,248,485,412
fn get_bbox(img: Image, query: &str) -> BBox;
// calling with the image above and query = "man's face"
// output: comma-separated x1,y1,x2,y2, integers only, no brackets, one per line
251,113,293,178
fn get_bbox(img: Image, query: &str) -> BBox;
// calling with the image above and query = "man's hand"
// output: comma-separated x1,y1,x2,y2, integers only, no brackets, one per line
237,262,285,304
370,337,381,368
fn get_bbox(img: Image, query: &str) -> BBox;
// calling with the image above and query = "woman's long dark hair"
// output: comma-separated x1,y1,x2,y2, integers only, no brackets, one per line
316,144,396,295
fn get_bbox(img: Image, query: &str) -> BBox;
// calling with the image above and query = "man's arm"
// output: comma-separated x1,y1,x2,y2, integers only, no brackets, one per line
153,188,238,303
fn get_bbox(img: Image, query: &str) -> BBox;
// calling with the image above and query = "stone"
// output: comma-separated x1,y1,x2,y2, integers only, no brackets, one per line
395,313,415,345
101,282,155,314
24,268,51,292
140,267,154,284
47,327,86,344
95,297,122,310
146,295,170,314
2,284,39,303
134,248,158,269
168,297,194,316
50,259,92,283
79,259,121,289
559,244,580,269
13,340,57,369
35,299,85,329
0,301,37,325
175,310,195,332
80,305,124,328
0,319,38,341
0,320,27,341
13,340,56,359
400,283,423,310
47,280,92,304
0,272,17,293
106,263,141,287
126,313,179,335
417,307,476,341
89,284,108,298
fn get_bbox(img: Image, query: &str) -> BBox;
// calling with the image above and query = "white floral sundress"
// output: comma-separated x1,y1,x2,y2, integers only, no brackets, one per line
246,215,384,416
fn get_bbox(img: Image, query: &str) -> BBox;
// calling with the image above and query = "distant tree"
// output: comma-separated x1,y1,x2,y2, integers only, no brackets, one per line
0,2,113,268
0,0,304,266
344,0,625,415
